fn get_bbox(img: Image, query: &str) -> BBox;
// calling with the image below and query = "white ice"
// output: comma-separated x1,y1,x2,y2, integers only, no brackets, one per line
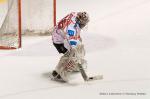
0,0,150,99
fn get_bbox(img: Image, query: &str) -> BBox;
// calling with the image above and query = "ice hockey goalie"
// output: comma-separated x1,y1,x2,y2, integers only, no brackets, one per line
51,12,89,82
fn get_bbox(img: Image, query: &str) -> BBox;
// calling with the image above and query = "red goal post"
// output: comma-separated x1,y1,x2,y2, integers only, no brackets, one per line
0,0,56,49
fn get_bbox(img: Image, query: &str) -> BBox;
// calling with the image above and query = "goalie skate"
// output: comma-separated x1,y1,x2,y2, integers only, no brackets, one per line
49,71,66,82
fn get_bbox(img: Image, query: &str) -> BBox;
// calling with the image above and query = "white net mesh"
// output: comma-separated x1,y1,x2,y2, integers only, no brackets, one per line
0,0,19,48
0,0,54,49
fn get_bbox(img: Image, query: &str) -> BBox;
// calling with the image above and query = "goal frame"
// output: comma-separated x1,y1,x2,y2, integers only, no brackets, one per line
0,0,56,49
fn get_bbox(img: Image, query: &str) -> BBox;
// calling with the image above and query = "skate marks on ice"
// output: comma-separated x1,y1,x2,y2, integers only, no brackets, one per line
0,82,78,99
0,72,100,99
47,70,103,83
1,34,116,56
0,71,103,98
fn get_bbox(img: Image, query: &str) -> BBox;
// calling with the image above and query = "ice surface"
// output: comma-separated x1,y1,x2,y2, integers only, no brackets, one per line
0,0,150,99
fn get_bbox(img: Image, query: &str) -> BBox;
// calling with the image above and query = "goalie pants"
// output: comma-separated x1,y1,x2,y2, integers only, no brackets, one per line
53,43,68,54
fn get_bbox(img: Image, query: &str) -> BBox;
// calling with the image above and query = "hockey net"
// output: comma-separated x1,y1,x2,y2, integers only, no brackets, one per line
0,0,56,49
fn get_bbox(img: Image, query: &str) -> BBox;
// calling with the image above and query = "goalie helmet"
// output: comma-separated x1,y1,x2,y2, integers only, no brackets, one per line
76,12,89,29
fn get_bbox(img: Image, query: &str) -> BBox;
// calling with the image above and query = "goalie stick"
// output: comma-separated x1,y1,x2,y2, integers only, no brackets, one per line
78,63,103,81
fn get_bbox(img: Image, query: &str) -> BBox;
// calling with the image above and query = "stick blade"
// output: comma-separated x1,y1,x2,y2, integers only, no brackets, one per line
87,75,103,81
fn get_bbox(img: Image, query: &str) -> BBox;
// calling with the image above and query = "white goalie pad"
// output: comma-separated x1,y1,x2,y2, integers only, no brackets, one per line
55,44,87,81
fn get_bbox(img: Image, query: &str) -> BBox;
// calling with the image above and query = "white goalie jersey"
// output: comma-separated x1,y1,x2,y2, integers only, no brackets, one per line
52,12,82,51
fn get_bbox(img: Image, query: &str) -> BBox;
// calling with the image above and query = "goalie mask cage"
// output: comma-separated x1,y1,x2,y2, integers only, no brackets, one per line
0,0,56,49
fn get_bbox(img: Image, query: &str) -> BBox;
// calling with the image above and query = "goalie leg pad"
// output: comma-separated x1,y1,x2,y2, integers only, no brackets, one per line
54,44,87,81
